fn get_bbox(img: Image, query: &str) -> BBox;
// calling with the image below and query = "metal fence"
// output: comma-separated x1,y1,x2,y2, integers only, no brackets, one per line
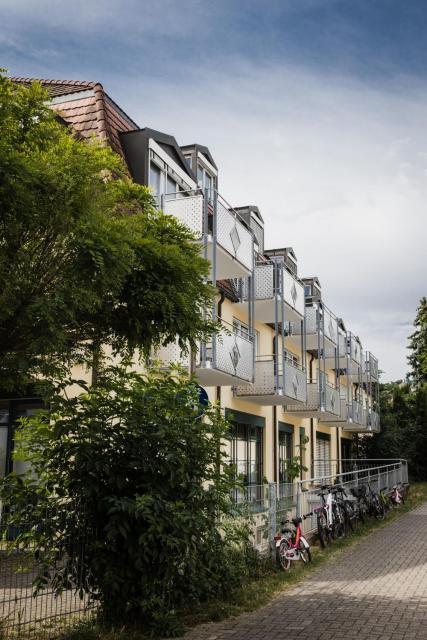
243,458,409,555
0,459,409,637
0,508,96,638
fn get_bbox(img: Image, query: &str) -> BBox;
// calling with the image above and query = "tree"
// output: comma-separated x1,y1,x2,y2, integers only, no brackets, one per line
408,296,427,386
359,297,427,480
0,73,215,390
1,365,251,635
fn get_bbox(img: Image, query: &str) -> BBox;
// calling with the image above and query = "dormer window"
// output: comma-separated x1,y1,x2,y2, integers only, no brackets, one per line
149,163,162,196
197,162,214,198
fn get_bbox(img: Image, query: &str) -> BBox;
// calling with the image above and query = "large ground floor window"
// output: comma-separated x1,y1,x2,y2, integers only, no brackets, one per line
0,397,44,477
225,409,264,504
315,431,331,480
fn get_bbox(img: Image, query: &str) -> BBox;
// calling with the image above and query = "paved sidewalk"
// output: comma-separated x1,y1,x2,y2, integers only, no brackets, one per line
183,502,427,639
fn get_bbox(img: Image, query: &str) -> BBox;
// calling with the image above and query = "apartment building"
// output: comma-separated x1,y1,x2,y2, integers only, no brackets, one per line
1,78,380,489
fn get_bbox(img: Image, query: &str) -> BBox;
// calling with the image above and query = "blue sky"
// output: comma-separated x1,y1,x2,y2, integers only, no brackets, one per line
1,0,426,380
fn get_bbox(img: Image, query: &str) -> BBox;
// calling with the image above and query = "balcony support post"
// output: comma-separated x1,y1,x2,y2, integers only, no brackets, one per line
211,188,217,370
249,242,255,383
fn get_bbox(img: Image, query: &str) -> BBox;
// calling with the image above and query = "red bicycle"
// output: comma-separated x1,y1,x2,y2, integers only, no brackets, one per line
275,512,312,571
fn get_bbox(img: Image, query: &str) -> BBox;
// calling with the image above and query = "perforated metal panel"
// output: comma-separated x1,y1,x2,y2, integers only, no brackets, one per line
210,327,254,382
235,359,276,397
324,307,337,344
153,340,191,370
325,384,340,416
253,263,274,300
305,307,318,334
283,361,307,402
282,269,305,318
216,200,253,272
164,194,203,237
368,410,380,432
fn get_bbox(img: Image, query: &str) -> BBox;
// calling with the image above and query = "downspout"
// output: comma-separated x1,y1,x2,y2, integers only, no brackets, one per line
273,406,277,483
216,290,226,404
309,354,315,476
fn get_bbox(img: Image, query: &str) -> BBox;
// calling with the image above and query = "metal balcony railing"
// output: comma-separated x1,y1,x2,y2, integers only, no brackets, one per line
162,189,254,279
367,409,381,433
198,319,254,385
286,371,340,420
238,260,305,324
152,319,254,385
234,354,307,405
363,351,379,382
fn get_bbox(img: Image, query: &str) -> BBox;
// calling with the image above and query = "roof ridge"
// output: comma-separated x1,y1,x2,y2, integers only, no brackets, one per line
11,77,96,87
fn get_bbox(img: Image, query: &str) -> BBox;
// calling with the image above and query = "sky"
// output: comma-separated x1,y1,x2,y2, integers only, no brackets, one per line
1,0,426,381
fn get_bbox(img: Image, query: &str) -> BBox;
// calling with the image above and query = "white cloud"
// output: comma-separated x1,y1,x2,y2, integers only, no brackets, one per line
112,61,426,380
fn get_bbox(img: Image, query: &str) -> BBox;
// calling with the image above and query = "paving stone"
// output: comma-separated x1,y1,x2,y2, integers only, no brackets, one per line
181,502,427,640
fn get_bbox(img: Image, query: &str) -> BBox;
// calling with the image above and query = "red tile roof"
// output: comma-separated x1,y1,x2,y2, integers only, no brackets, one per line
11,77,138,158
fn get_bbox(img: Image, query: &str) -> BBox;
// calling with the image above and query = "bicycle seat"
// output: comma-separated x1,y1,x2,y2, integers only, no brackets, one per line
292,517,302,526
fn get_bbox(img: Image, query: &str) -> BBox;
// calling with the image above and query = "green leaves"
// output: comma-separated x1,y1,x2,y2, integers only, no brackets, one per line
0,366,252,634
0,73,215,389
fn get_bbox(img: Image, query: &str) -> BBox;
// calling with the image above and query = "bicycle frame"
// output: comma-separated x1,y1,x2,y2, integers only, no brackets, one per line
275,519,310,561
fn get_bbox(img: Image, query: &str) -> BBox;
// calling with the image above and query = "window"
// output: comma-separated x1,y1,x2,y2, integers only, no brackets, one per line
233,318,250,341
0,398,44,477
197,162,214,197
166,175,177,195
197,163,204,188
279,429,293,485
149,163,161,196
228,423,263,487
284,350,299,367
304,284,312,297
315,433,331,481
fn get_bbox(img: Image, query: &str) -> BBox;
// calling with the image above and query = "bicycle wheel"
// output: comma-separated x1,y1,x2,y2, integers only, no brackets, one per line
276,539,292,571
332,504,346,539
373,496,385,520
343,501,355,533
358,499,367,524
317,510,330,548
299,542,312,564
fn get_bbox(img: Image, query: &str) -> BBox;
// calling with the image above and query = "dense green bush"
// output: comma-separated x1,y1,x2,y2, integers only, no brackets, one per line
0,365,254,636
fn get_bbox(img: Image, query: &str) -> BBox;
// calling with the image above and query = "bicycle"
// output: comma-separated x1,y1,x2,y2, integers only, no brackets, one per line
350,484,369,523
315,485,346,545
275,512,312,571
390,483,405,505
365,482,385,520
379,486,393,512
332,485,356,534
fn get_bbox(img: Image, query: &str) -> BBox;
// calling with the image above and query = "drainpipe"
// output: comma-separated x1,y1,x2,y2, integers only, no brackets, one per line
216,290,225,404
309,354,315,477
273,405,277,483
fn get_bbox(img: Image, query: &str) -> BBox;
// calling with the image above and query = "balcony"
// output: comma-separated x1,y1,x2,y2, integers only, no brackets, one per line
367,409,380,433
234,354,306,405
341,400,370,432
237,260,305,325
293,304,337,352
286,372,340,421
163,190,254,279
362,352,379,382
324,331,362,374
153,320,254,386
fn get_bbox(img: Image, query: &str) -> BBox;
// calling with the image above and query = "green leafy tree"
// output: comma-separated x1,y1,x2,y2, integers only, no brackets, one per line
1,366,252,635
408,296,427,386
360,297,427,480
0,73,214,389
